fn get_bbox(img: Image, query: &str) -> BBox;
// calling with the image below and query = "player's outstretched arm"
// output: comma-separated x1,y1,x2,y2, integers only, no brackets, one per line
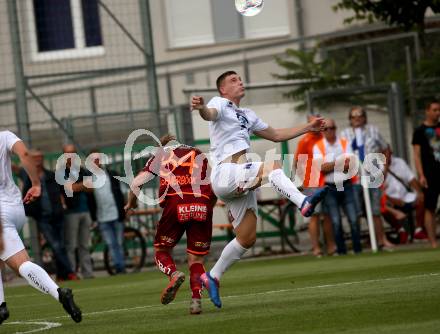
12,141,41,203
191,95,218,121
124,169,156,212
124,189,138,212
255,117,325,142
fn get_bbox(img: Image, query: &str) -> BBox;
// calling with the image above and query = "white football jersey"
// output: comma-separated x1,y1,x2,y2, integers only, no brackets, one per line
206,96,268,164
0,131,22,206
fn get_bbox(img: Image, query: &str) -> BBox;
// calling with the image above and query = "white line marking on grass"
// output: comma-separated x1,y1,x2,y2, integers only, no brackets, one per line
8,282,148,299
5,321,62,334
26,272,439,322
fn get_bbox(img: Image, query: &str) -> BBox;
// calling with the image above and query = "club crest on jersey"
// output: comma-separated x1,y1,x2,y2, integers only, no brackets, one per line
236,112,249,130
228,210,235,223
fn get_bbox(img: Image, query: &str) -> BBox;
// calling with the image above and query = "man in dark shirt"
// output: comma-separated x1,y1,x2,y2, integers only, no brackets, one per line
412,101,440,248
58,144,94,278
22,150,76,281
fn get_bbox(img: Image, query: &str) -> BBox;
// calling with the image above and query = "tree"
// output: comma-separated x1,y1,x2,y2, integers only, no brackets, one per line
273,48,362,111
333,0,440,58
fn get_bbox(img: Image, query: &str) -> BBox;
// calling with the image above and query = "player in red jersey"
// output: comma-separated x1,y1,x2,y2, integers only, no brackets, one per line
125,135,216,314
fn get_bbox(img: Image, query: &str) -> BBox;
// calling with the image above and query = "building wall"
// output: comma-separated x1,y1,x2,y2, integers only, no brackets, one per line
0,0,415,153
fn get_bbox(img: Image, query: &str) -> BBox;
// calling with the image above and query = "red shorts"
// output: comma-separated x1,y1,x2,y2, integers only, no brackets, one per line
154,195,214,255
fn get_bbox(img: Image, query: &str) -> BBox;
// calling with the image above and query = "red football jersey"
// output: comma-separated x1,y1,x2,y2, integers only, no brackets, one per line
143,144,214,207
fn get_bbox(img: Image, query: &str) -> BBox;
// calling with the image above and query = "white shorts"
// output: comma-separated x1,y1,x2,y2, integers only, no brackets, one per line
212,162,262,228
0,204,26,261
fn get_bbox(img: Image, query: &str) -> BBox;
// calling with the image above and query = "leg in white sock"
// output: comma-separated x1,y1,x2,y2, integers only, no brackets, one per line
210,238,248,280
268,169,306,207
0,270,4,304
18,261,60,300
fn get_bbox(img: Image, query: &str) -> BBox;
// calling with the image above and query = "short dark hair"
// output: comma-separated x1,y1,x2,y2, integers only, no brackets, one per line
216,71,237,93
425,100,440,110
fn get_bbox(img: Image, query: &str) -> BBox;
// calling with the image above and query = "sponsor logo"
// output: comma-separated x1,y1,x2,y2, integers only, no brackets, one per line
177,203,208,222
160,174,195,187
156,259,172,275
160,235,175,244
28,272,49,294
194,241,210,249
271,181,291,200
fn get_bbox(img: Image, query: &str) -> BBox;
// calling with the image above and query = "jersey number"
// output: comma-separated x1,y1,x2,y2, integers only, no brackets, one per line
160,150,198,177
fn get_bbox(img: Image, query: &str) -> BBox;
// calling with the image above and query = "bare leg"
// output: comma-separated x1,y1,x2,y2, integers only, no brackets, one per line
424,209,438,248
308,215,322,256
415,200,425,229
373,215,394,248
322,215,337,254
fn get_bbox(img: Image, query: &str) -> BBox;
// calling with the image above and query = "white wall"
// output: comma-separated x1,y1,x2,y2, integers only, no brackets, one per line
302,0,353,36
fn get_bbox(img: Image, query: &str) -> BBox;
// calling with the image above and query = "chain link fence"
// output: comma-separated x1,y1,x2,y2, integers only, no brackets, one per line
1,1,439,155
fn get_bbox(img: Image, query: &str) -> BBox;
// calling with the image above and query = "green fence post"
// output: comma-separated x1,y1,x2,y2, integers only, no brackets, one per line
281,141,290,176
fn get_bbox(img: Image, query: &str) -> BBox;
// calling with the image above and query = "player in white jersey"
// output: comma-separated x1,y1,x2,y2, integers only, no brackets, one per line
0,131,81,325
191,71,329,308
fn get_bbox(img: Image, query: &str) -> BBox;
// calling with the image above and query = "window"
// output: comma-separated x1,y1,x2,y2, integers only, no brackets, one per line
242,0,289,39
165,0,215,48
28,0,104,61
165,0,290,48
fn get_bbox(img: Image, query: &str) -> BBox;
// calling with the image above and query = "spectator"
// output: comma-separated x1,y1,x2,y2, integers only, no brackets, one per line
58,144,94,278
382,146,425,243
412,101,440,248
82,150,126,274
21,150,77,281
294,114,336,256
314,119,361,254
340,106,394,250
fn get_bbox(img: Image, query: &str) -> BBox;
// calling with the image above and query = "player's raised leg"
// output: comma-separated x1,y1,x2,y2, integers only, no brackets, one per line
5,249,82,323
253,161,329,218
155,248,185,305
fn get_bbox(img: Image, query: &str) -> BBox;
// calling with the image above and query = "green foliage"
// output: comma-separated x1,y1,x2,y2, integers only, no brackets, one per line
273,48,362,110
417,51,440,78
333,0,440,30
386,50,440,116
333,0,440,57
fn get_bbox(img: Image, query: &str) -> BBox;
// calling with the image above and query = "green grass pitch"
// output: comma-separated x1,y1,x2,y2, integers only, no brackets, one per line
2,248,439,334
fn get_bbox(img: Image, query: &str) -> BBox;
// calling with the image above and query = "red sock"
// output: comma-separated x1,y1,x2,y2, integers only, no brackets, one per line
189,263,205,299
155,251,176,278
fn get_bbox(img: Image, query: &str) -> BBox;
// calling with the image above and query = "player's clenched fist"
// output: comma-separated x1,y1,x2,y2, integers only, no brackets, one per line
191,96,205,111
